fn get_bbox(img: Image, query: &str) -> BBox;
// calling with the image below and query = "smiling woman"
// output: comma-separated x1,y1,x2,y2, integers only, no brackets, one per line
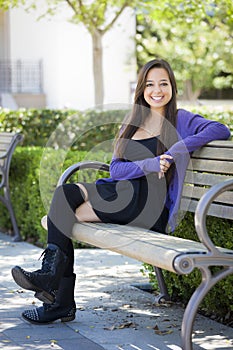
11,58,231,325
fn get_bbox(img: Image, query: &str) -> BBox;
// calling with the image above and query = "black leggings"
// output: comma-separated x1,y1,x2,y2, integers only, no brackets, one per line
47,184,85,276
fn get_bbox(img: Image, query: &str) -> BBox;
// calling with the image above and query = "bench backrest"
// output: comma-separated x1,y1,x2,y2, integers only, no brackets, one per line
0,132,24,180
180,140,233,220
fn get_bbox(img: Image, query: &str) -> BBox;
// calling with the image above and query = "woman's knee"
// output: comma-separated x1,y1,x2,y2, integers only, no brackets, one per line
76,202,101,222
75,183,88,201
52,183,86,212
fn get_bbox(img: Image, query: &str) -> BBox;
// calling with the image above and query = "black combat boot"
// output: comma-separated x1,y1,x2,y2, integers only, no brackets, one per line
11,243,68,304
22,274,76,324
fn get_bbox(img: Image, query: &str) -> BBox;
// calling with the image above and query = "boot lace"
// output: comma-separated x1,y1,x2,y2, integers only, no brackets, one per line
39,248,56,272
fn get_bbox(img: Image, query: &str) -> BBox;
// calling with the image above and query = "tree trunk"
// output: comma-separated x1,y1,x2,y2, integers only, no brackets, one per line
182,80,201,102
91,30,104,107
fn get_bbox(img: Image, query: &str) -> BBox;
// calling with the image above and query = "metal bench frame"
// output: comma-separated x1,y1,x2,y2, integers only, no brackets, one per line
0,132,24,241
42,140,233,350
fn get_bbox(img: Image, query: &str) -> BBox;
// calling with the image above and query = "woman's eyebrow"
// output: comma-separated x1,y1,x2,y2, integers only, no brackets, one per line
146,78,169,82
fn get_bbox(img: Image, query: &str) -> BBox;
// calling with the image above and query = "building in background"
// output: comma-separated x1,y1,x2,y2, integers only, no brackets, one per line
0,5,136,110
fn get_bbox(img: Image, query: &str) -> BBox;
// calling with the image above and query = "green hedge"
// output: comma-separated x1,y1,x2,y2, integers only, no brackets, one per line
0,147,111,247
142,213,233,325
0,108,127,150
0,106,232,150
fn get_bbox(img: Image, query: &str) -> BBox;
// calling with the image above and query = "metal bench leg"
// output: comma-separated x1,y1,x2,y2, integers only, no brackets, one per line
181,265,233,350
153,266,170,303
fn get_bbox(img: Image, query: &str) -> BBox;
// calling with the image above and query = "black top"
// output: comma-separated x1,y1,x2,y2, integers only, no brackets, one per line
83,137,168,232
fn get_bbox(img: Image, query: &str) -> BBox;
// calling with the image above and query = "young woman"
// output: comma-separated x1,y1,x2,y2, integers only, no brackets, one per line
11,59,230,324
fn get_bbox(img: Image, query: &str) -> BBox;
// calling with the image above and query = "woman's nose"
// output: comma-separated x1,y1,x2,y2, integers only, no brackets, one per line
153,84,162,93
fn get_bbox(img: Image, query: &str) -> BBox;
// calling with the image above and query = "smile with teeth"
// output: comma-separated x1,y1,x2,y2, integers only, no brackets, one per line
151,96,164,102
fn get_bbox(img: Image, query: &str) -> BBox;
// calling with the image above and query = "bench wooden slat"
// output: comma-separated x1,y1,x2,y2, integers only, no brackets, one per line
0,144,13,152
201,140,233,148
184,171,231,186
0,132,23,241
188,159,233,174
71,222,232,273
0,135,15,143
180,198,233,219
0,133,16,155
192,147,233,160
182,186,233,205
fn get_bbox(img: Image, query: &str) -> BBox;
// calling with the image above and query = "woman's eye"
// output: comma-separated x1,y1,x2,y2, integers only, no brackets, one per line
146,83,153,87
160,83,168,86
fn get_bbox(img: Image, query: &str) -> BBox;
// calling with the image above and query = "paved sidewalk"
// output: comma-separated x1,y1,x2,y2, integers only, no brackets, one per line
0,232,232,350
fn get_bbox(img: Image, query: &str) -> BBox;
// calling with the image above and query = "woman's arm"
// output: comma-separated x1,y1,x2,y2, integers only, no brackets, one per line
110,111,230,181
109,157,160,181
165,111,231,160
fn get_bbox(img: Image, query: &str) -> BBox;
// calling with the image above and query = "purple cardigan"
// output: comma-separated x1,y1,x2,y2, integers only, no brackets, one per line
97,109,231,231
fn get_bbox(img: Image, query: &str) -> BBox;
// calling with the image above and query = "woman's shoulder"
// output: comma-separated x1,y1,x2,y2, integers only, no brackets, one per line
177,108,203,124
177,108,196,118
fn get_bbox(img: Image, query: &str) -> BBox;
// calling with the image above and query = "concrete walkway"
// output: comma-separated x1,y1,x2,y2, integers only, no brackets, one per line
0,232,232,350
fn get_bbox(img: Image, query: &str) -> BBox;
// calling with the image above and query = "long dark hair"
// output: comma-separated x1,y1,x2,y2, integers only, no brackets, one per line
115,59,178,158
114,59,178,183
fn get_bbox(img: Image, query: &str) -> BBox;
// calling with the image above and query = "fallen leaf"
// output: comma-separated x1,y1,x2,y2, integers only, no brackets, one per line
104,325,116,331
154,329,173,335
118,322,137,329
104,322,137,331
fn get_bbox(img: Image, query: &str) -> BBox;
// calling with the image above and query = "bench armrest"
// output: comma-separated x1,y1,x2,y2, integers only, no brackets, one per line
57,161,110,186
195,178,233,254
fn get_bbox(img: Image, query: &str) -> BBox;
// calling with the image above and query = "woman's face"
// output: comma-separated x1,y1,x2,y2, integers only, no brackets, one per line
143,67,172,115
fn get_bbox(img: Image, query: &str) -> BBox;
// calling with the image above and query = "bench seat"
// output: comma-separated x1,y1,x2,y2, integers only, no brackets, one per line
71,221,233,274
41,140,233,350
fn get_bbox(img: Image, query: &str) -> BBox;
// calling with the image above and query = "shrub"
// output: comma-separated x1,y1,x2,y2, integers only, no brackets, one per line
0,147,111,247
142,213,233,324
0,108,128,150
0,106,232,150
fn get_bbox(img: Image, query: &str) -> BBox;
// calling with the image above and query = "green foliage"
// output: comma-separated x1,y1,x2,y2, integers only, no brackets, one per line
0,108,76,146
136,2,233,100
142,213,233,324
0,107,127,150
0,147,111,247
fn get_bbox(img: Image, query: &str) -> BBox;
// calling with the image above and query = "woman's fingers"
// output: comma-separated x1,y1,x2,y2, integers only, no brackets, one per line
160,154,173,161
158,171,164,179
159,154,173,175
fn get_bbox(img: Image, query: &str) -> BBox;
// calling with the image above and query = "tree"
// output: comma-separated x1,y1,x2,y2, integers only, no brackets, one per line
2,0,232,103
0,0,151,106
136,0,233,101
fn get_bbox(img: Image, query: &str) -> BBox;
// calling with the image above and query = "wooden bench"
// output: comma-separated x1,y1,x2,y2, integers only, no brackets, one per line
0,132,24,241
43,140,233,350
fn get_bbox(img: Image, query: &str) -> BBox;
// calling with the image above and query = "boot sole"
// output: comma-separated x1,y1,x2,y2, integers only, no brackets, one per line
11,266,54,304
22,313,75,324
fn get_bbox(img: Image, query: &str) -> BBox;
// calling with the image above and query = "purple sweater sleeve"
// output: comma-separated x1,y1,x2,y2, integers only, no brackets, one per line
109,110,230,181
165,111,231,160
109,157,160,180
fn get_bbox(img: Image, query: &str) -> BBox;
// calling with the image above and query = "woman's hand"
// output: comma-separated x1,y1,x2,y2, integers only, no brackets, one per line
158,154,173,179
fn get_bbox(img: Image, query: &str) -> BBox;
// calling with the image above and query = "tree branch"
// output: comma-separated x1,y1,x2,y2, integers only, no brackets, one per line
65,0,98,33
102,0,131,34
65,0,79,15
